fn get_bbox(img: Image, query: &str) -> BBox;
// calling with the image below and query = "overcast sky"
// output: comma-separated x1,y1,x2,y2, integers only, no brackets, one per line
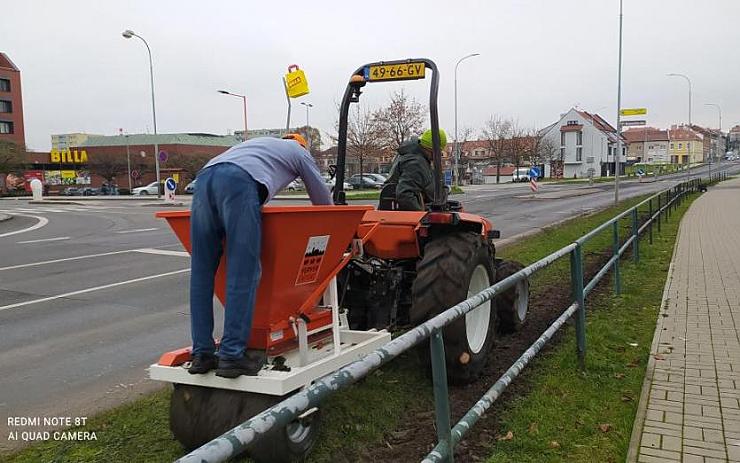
4,0,739,151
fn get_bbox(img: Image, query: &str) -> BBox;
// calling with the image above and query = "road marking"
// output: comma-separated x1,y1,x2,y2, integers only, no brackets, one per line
17,236,71,244
0,268,191,312
135,248,190,257
116,227,160,234
0,214,49,238
0,244,181,271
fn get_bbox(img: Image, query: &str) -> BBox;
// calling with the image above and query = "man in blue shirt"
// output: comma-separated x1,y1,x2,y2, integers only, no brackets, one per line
188,134,332,377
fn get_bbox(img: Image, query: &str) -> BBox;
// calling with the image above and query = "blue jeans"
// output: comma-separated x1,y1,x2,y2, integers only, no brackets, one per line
189,163,262,360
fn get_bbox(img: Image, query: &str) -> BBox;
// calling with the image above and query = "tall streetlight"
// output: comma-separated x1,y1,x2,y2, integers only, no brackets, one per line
122,29,161,198
614,0,624,205
218,90,248,138
300,102,313,152
705,103,722,161
454,53,480,186
667,73,692,179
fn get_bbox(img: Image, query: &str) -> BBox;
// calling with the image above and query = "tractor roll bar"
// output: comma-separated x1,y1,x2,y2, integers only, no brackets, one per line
333,58,444,210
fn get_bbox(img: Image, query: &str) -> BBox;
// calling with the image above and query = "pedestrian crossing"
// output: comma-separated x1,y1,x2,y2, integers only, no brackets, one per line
0,205,128,215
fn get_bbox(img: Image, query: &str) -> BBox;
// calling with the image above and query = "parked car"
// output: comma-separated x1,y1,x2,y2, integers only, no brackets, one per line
61,187,81,196
325,177,353,191
511,167,531,183
132,182,160,195
285,180,304,191
184,179,197,194
365,173,388,184
80,187,100,196
348,174,383,189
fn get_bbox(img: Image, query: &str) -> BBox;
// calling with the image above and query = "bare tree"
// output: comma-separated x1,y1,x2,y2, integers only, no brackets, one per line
509,121,528,180
342,105,386,182
537,137,560,178
168,152,214,184
372,89,426,149
88,152,128,186
480,115,512,183
0,140,24,174
453,126,474,183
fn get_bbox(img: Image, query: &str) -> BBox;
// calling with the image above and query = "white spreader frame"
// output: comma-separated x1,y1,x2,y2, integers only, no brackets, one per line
149,276,391,396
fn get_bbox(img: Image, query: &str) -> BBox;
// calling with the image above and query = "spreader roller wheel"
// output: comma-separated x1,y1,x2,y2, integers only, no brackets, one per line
170,383,321,462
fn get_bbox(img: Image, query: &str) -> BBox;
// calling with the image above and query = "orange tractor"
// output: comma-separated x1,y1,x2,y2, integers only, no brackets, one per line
150,58,528,462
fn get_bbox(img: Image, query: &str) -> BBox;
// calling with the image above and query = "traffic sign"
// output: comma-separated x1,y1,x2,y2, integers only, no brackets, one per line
158,150,168,163
622,120,647,127
164,177,177,203
620,108,647,116
131,170,141,179
528,166,540,179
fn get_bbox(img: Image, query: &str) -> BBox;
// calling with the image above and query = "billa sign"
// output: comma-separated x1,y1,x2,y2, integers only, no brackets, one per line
620,108,647,116
50,148,89,164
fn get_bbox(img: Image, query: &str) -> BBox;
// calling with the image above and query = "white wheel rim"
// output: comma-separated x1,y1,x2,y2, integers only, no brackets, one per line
465,264,492,354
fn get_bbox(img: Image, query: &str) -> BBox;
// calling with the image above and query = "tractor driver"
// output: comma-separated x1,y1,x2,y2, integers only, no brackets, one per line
385,129,447,211
188,134,332,378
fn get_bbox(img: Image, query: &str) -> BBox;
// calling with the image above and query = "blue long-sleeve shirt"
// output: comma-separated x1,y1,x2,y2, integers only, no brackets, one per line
204,137,332,205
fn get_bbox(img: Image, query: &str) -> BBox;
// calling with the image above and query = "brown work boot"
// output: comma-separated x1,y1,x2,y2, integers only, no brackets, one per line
187,353,218,374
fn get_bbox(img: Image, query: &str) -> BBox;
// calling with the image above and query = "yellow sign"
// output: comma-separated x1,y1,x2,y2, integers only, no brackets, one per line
620,108,647,116
365,62,425,81
50,149,88,164
285,65,310,99
61,170,76,179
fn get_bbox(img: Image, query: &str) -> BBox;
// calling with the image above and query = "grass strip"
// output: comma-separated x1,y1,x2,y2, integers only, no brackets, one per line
4,191,690,463
486,193,697,463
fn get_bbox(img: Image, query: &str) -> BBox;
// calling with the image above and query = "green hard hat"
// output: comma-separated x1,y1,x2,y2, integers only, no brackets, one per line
419,129,447,150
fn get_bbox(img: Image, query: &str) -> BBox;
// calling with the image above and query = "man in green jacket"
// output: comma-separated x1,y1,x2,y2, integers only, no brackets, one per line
385,129,447,211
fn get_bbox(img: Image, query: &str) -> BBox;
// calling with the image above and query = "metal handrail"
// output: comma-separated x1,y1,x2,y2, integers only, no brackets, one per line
176,172,727,463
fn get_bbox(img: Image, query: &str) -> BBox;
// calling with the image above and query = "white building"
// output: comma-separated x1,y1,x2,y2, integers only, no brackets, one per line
540,108,626,178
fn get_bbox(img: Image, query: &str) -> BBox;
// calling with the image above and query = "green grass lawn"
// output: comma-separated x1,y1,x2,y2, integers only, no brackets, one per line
4,189,695,463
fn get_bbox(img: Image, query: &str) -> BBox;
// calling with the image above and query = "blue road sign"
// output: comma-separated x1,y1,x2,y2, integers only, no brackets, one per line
529,167,540,179
158,150,168,163
444,170,452,186
165,178,177,191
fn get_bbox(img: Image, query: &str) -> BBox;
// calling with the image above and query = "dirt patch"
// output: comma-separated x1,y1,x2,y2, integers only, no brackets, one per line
357,251,615,462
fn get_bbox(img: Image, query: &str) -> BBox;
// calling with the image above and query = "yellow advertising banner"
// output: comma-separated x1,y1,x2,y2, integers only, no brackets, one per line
61,170,76,179
284,64,310,99
620,108,647,116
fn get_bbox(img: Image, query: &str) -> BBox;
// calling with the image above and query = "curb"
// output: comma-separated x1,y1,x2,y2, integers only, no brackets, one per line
29,200,86,205
0,213,11,222
625,196,689,462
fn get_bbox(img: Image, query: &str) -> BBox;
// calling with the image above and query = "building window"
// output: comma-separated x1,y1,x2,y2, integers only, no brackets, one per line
0,121,13,134
687,142,690,149
0,100,11,113
576,147,583,161
560,132,565,146
670,143,674,149
567,120,579,126
678,143,682,149
0,79,9,92
576,131,583,145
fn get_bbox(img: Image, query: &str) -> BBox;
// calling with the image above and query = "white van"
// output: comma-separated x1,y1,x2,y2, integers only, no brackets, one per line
511,167,531,183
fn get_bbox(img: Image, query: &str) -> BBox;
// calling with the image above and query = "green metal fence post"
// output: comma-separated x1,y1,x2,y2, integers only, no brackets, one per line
612,221,621,295
430,330,453,463
657,195,662,232
570,245,586,370
648,199,653,244
631,208,639,262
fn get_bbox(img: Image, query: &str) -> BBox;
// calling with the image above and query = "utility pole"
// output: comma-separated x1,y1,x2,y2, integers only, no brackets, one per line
454,53,480,186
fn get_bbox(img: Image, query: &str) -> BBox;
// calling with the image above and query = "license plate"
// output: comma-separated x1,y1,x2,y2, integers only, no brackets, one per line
364,62,425,82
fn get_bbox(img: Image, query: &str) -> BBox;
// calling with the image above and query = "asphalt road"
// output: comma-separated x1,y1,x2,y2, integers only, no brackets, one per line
0,160,738,451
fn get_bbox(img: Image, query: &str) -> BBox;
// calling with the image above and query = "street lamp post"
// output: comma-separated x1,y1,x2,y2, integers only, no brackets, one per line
454,53,480,186
300,102,313,152
122,29,161,198
705,103,722,164
218,90,248,138
667,73,692,181
615,0,624,205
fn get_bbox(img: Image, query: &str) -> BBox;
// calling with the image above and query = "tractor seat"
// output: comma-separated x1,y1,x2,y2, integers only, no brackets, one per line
378,183,398,210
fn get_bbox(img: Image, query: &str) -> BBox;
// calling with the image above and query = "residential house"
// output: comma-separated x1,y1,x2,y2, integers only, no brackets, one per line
730,125,740,154
623,128,670,164
667,125,703,165
540,108,625,178
690,125,725,161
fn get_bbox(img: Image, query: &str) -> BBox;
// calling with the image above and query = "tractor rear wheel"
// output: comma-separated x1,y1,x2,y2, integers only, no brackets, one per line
494,259,529,333
170,384,321,462
412,232,497,385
